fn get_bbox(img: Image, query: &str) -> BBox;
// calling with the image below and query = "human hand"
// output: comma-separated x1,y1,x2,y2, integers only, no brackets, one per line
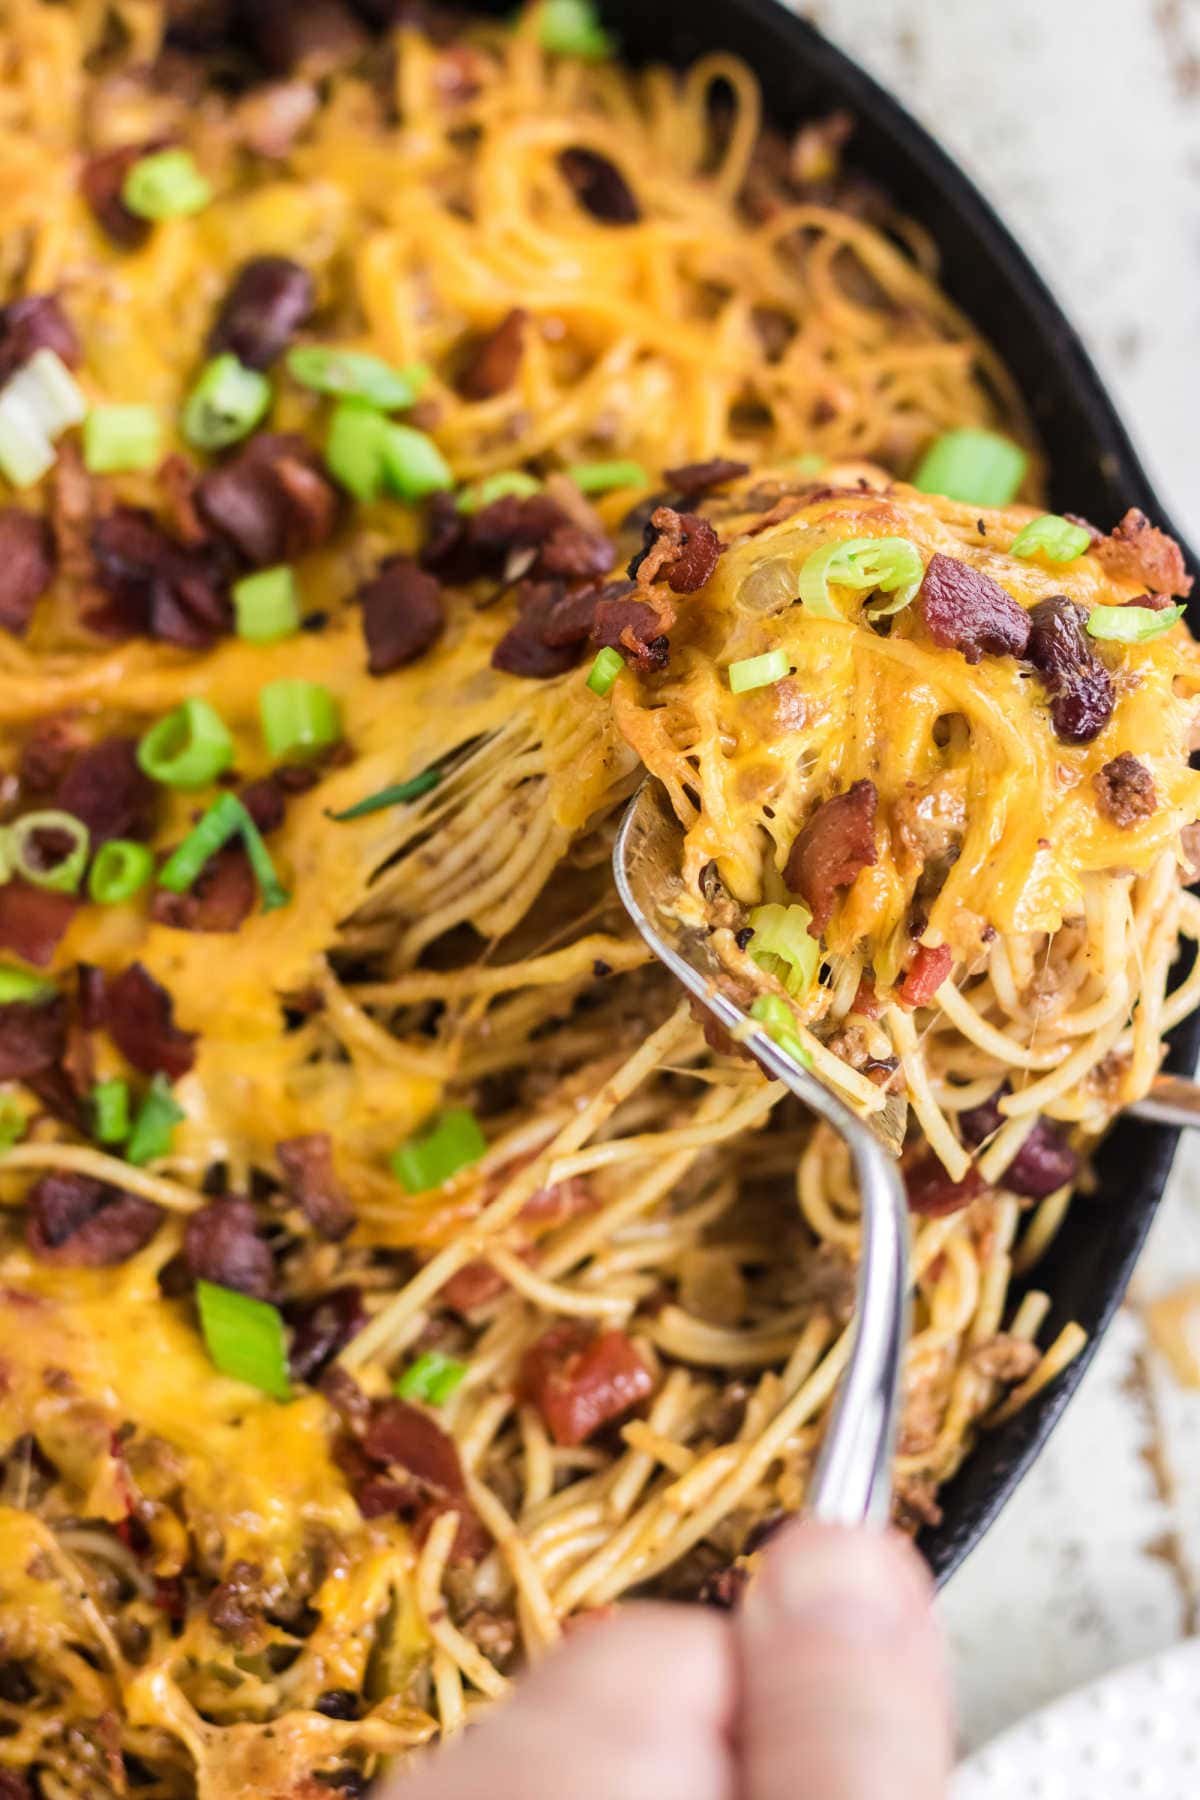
389,1520,952,1800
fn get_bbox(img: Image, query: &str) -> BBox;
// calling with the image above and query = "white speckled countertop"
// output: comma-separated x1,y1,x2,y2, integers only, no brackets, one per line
785,0,1200,1755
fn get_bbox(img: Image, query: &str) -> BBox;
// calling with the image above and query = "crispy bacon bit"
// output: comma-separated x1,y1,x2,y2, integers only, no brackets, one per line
537,523,616,582
151,845,256,934
557,148,640,224
80,145,158,250
0,510,55,635
1027,596,1115,744
851,974,881,1018
19,717,85,795
457,308,529,401
355,1397,488,1562
784,780,878,934
440,1258,507,1314
90,508,232,648
358,556,445,675
0,882,77,968
904,1154,985,1218
287,1285,366,1384
0,294,81,382
1094,753,1156,828
207,1559,265,1645
50,440,96,585
0,1771,32,1800
26,1172,162,1265
277,1133,354,1241
185,1198,276,1300
207,257,315,371
972,1335,1040,1383
632,506,722,594
1094,507,1193,599
56,737,157,846
491,580,580,679
591,594,671,672
197,434,339,569
897,943,953,1009
0,995,66,1081
104,963,197,1079
519,1322,654,1447
917,553,1030,663
662,458,750,497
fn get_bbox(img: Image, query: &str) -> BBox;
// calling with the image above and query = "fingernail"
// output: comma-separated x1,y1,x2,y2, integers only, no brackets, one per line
743,1525,923,1645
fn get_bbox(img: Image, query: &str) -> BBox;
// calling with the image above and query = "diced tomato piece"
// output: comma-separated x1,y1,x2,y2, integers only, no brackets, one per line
897,943,953,1009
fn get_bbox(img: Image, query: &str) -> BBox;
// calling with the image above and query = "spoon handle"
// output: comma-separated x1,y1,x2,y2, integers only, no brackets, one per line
1130,1072,1200,1131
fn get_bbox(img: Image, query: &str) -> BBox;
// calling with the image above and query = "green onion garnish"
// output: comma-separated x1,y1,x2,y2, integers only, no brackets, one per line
391,1107,487,1194
137,697,234,790
797,536,924,621
538,0,612,59
749,993,814,1069
0,965,56,1004
196,1278,292,1403
1009,513,1092,564
233,566,300,644
288,346,428,412
8,812,90,895
394,1350,469,1406
182,354,272,452
158,792,290,913
1086,603,1185,644
92,1077,131,1146
0,392,55,489
728,649,790,694
328,768,442,821
381,423,454,502
122,148,212,221
0,350,88,490
567,459,647,495
0,1100,26,1150
125,1073,186,1166
586,647,624,696
456,470,542,513
88,839,154,905
325,400,389,501
259,678,341,763
787,453,827,477
746,902,819,997
912,429,1027,507
83,405,162,475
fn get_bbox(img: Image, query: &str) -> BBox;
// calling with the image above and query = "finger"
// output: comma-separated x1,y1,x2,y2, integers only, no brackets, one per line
736,1521,952,1800
392,1603,735,1800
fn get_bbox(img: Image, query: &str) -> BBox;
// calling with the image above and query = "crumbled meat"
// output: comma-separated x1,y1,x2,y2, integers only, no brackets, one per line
491,580,580,679
277,1133,355,1240
457,308,529,401
784,780,878,934
26,1172,162,1266
1094,508,1193,599
357,556,445,674
917,553,1030,663
80,145,160,250
0,994,66,1081
536,523,616,582
519,1322,654,1446
0,882,78,968
631,506,722,594
90,508,233,648
56,737,157,846
1026,596,1115,743
19,716,86,795
904,1154,985,1218
591,594,673,671
897,943,953,1009
207,1560,265,1644
103,963,197,1079
972,1335,1040,1383
184,1197,276,1300
1094,753,1156,828
662,458,750,497
207,257,315,370
557,148,640,224
0,294,81,382
287,1285,366,1384
151,845,256,934
352,1396,489,1562
197,434,339,569
0,510,55,634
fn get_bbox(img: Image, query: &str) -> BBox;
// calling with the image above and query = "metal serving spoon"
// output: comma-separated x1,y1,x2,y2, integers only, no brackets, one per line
614,777,909,1526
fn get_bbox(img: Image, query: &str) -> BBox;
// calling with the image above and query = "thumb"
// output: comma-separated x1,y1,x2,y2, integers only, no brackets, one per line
736,1521,952,1800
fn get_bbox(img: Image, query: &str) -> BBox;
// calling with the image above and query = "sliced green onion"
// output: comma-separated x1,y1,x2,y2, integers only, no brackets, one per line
0,965,56,1004
586,647,624,696
381,422,454,501
122,148,212,220
92,1078,131,1146
912,428,1027,507
456,470,541,513
288,346,428,412
83,405,161,474
137,697,234,790
1086,603,1185,644
394,1350,469,1406
567,459,647,495
749,993,814,1069
797,536,925,621
538,0,612,59
728,649,790,694
7,350,88,438
329,768,442,821
0,1100,26,1150
8,812,90,895
233,566,300,644
196,1278,292,1403
1009,513,1092,564
391,1107,487,1194
326,400,389,502
237,806,291,913
125,1073,186,1166
746,902,819,998
158,792,289,912
88,839,154,905
0,391,55,489
787,453,827,478
182,354,272,452
259,678,342,763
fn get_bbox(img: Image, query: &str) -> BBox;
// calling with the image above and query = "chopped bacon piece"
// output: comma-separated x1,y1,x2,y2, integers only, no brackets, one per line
208,257,315,371
897,943,953,1009
851,974,881,1018
277,1133,354,1240
26,1172,162,1265
19,716,86,795
0,882,77,968
492,580,580,679
355,1396,488,1561
784,780,878,934
904,1154,985,1218
358,556,445,675
207,1559,265,1644
440,1257,508,1314
632,506,722,594
0,995,66,1081
1027,596,1114,744
558,148,640,224
0,294,81,383
590,594,672,672
90,508,232,648
287,1285,366,1384
185,1197,276,1300
458,308,529,401
537,523,616,582
0,510,55,635
663,458,750,497
917,553,1030,663
519,1322,654,1447
104,963,197,1079
197,434,339,569
56,736,157,846
1094,508,1193,599
520,1176,595,1227
1094,753,1156,828
151,846,256,934
80,145,159,250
